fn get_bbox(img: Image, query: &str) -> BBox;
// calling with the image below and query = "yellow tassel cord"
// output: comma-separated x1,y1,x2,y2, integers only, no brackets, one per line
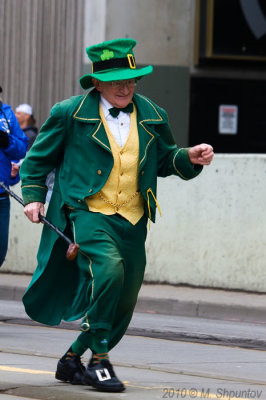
146,188,162,229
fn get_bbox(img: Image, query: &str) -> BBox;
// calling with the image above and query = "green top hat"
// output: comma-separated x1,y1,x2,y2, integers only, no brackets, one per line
79,38,153,90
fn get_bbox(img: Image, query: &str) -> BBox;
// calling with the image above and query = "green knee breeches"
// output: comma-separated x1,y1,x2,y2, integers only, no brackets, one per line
68,210,147,351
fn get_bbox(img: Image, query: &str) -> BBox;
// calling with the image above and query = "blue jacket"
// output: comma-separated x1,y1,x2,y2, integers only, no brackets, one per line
0,102,28,193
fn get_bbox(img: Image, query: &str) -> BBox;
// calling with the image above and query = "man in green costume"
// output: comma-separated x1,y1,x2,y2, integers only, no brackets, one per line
20,38,214,393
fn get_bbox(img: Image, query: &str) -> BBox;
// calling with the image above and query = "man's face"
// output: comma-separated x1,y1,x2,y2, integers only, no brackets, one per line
15,111,30,127
93,79,135,108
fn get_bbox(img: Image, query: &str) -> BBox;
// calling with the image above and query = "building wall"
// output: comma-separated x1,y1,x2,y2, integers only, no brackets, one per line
82,0,195,146
82,0,194,66
189,1,266,153
0,0,193,143
105,0,194,66
0,0,84,127
2,1,266,144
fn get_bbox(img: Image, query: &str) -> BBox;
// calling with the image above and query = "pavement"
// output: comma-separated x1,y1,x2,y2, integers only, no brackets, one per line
1,272,266,349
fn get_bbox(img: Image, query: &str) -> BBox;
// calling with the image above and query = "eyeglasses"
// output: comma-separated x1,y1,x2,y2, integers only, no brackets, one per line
108,79,137,89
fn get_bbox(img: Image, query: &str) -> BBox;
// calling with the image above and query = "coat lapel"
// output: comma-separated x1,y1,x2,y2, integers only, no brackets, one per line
72,90,166,158
73,89,111,152
134,94,165,168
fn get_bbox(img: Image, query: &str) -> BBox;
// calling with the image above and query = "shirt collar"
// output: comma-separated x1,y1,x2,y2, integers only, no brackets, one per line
100,95,114,118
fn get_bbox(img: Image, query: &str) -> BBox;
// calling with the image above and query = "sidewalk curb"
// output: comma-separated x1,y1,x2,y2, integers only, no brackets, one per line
0,285,25,302
2,284,266,324
135,297,266,323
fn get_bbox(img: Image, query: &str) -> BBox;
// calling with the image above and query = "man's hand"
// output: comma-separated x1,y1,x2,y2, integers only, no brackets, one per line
188,144,214,165
11,162,20,178
24,202,45,223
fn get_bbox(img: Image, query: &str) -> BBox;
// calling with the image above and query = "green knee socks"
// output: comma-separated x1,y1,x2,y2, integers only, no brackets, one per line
63,329,109,359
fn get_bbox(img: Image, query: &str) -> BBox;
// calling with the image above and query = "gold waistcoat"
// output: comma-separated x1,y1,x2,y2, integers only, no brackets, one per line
85,104,144,225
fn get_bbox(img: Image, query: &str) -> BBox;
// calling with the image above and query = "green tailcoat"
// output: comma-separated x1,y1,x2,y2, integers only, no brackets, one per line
20,89,202,325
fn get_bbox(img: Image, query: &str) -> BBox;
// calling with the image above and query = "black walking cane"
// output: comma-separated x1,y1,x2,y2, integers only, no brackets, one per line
0,182,80,261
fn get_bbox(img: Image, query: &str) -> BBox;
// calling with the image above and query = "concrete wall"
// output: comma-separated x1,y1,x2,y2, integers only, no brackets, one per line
2,155,266,293
1,185,42,274
145,154,266,292
83,0,194,66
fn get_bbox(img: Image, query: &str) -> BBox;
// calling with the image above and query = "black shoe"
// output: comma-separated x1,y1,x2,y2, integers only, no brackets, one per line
84,359,125,392
55,355,86,385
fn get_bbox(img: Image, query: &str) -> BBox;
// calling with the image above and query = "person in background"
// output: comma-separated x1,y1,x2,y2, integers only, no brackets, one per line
14,103,54,203
10,104,39,180
20,38,214,392
15,104,38,150
0,87,28,267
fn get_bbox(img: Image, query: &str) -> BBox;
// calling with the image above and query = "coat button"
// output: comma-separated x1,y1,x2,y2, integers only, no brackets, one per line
141,171,144,176
78,199,82,203
97,170,102,175
89,189,93,193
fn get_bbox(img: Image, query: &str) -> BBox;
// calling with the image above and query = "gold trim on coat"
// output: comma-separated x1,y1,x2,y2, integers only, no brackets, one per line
138,95,163,167
91,121,111,152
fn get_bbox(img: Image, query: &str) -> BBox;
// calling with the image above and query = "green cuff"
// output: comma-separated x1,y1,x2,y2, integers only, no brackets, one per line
173,148,203,180
21,184,48,205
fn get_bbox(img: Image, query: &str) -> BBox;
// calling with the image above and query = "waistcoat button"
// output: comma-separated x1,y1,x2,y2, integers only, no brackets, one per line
97,170,102,175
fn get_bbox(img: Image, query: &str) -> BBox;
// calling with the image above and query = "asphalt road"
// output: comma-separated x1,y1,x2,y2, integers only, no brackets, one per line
1,310,266,399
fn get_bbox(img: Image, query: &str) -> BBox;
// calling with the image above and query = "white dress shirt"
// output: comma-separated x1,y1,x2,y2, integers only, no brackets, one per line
100,95,131,148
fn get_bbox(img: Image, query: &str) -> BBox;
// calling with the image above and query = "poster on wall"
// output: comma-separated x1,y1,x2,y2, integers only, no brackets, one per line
218,105,238,134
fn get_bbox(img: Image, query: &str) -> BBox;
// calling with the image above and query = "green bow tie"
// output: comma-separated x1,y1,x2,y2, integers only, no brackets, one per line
109,103,133,118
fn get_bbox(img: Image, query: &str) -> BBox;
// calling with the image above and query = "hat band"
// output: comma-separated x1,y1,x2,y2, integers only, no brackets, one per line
92,55,136,73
